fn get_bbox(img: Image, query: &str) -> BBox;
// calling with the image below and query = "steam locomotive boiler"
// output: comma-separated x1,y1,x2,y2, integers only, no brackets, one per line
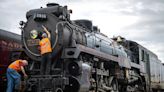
20,3,154,92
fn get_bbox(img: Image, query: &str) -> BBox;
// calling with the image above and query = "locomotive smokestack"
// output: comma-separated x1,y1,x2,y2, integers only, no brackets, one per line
47,3,59,7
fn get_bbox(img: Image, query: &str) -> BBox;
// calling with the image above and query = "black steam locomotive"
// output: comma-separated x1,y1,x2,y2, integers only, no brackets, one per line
20,3,164,92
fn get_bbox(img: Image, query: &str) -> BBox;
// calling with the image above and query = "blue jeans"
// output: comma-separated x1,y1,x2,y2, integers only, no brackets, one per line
6,68,21,92
41,53,51,75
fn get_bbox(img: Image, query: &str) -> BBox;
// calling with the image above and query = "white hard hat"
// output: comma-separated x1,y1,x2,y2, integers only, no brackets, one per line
42,33,47,38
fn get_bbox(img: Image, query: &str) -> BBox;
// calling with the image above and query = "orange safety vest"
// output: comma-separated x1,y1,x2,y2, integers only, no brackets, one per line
8,60,23,72
39,38,52,55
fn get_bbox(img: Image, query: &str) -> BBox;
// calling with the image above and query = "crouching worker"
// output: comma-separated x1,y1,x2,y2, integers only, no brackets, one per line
6,60,28,92
39,25,52,75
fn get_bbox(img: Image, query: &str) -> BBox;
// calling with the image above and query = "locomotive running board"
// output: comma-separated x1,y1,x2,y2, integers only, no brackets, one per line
62,44,131,68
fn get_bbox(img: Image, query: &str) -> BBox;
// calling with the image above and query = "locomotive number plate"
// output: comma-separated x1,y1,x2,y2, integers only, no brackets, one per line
27,39,40,46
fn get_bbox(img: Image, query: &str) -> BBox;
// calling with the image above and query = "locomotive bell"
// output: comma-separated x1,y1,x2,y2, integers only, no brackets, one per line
117,36,122,42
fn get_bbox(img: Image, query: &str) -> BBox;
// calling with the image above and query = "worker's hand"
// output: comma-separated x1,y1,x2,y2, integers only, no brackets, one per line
42,25,48,32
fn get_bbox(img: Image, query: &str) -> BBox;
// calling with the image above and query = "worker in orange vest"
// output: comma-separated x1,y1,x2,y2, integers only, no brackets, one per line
39,25,52,75
6,60,28,92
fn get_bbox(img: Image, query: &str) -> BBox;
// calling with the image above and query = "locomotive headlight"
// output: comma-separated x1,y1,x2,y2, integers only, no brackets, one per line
30,29,38,39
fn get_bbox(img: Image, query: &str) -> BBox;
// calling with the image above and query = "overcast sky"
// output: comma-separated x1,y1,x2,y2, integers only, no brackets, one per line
0,0,164,62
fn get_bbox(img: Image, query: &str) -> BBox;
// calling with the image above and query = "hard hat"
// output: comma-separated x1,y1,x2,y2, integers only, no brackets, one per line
42,33,47,38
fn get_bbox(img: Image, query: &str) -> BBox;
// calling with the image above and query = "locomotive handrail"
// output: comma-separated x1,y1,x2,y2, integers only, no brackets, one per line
62,44,131,68
77,44,131,68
